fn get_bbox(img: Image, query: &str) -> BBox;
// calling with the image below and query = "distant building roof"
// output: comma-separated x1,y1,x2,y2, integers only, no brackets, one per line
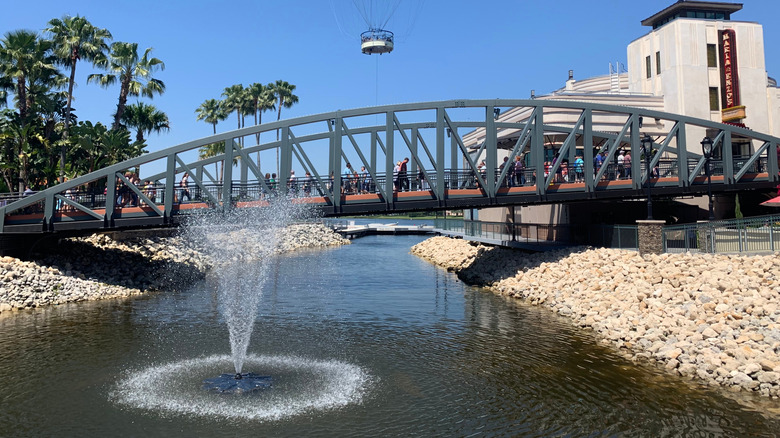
641,1,743,28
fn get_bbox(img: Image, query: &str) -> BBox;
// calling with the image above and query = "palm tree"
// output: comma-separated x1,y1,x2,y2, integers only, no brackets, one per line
0,30,58,125
271,80,298,137
0,30,60,192
270,80,298,172
0,73,13,108
245,83,275,169
221,84,245,131
195,98,228,134
87,42,165,130
121,101,170,143
246,82,275,138
45,15,112,182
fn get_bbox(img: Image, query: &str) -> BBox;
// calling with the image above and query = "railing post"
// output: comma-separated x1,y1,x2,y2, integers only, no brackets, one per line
768,140,779,183
485,105,497,197
333,118,343,207
584,109,595,193
723,133,734,185
676,122,689,187
106,171,117,226
532,106,545,196
240,155,248,200
280,126,292,196
385,111,394,208
411,127,419,191
222,138,235,207
44,191,55,231
163,155,175,220
196,166,203,201
370,131,377,186
436,107,446,200
630,113,641,190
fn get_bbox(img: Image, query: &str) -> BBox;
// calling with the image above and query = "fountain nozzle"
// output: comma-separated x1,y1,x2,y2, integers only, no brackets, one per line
235,373,242,380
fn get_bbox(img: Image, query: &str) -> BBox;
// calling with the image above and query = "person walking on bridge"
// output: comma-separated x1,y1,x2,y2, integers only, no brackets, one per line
342,163,354,194
399,157,409,191
179,172,191,203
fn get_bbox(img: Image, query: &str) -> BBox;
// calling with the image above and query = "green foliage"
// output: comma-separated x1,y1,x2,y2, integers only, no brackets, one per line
121,101,169,143
69,121,145,177
0,17,167,193
735,194,743,219
87,41,166,130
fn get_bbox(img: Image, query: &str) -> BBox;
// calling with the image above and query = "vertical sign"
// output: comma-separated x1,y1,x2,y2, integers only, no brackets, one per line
719,29,745,121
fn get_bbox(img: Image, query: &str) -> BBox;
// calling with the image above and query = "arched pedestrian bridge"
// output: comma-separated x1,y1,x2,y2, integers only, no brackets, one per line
1,99,778,239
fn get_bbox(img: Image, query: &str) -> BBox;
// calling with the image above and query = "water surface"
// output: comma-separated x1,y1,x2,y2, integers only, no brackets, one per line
0,233,778,437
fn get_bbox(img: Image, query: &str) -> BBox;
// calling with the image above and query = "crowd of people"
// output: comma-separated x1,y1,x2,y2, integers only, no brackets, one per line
37,148,667,214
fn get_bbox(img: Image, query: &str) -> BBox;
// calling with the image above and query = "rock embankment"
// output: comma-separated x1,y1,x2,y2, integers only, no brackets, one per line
411,236,780,399
0,223,348,313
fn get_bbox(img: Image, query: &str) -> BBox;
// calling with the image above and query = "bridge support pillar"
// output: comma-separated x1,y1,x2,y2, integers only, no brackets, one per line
636,219,665,255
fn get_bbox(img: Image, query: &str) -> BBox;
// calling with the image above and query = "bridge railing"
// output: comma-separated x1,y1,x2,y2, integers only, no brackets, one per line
0,156,769,219
663,213,780,254
434,218,638,249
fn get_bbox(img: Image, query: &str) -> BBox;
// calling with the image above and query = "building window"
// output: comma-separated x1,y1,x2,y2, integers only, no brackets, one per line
707,44,717,67
709,87,720,111
646,55,652,78
656,51,661,74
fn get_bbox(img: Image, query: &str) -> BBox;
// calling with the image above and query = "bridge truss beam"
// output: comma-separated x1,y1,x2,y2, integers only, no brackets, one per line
1,99,778,235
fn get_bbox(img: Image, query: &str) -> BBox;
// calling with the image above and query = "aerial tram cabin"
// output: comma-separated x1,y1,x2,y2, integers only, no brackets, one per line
361,29,394,55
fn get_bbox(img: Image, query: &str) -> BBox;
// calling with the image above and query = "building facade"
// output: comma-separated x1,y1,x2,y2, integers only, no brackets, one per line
468,0,779,225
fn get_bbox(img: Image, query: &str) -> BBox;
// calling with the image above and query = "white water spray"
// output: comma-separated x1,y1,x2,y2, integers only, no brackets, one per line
182,197,313,373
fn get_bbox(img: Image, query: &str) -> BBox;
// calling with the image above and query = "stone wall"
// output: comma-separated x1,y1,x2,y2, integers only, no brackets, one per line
411,236,780,399
0,223,348,313
636,219,665,255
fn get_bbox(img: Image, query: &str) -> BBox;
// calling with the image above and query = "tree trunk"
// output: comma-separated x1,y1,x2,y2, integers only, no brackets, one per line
61,49,78,183
16,76,28,125
276,105,282,174
113,73,131,130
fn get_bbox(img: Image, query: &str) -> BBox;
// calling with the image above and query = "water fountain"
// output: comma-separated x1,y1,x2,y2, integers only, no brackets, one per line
191,199,310,393
111,198,370,419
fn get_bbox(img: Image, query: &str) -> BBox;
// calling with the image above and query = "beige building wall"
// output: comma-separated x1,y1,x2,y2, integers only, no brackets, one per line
627,18,777,141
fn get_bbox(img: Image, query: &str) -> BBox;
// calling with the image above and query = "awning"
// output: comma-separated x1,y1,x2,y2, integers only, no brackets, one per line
760,195,780,207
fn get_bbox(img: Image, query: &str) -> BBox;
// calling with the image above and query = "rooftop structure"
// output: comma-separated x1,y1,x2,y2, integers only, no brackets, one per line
641,1,743,29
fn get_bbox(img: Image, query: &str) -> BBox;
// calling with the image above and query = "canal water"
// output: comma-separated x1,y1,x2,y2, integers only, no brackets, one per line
1,230,779,436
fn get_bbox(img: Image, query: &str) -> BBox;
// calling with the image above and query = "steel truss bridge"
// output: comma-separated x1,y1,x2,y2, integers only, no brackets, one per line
1,99,778,239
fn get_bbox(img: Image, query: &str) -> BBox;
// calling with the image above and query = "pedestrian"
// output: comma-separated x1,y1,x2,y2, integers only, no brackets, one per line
399,157,409,191
624,151,632,179
360,166,370,193
617,151,625,179
393,161,401,192
514,155,525,185
594,151,604,180
288,170,297,195
499,156,511,187
303,171,312,196
179,172,191,203
342,162,353,194
574,155,584,182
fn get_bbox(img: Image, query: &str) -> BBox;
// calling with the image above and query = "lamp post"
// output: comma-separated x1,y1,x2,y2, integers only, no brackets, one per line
701,136,714,220
641,134,654,220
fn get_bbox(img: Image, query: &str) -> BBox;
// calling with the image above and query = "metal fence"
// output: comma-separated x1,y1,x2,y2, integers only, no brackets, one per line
433,218,638,250
663,214,780,254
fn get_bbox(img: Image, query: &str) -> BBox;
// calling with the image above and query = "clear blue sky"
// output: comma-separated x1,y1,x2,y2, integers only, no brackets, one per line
3,0,779,173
